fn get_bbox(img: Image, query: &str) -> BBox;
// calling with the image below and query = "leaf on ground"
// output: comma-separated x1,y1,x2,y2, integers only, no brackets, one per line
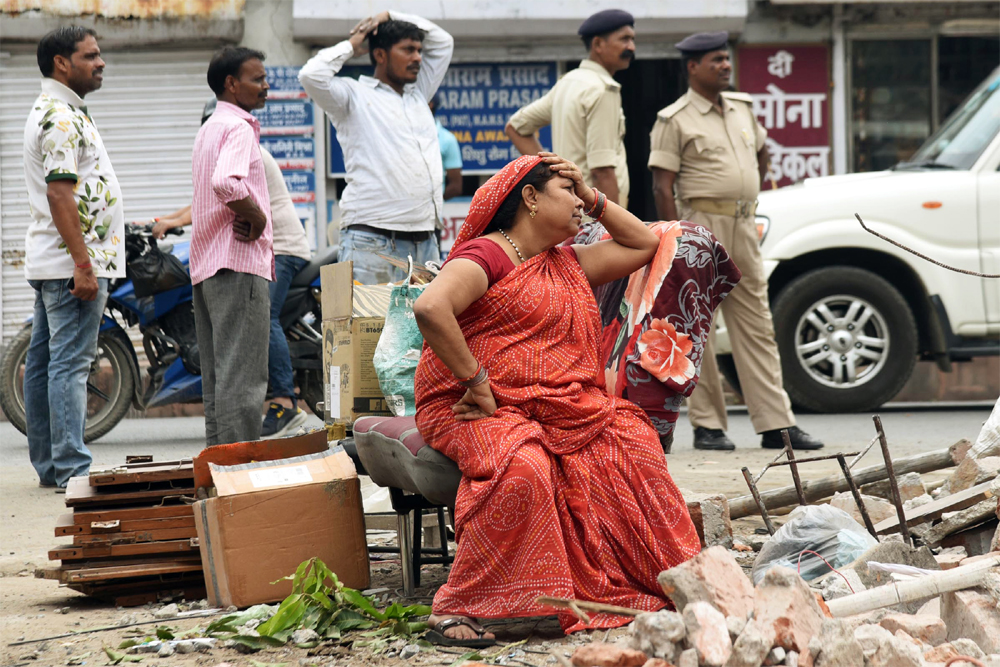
449,651,485,666
115,639,139,650
154,626,174,640
103,646,142,664
226,634,285,651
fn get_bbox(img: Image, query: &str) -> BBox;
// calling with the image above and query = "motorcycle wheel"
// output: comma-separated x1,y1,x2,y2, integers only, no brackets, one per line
0,325,135,443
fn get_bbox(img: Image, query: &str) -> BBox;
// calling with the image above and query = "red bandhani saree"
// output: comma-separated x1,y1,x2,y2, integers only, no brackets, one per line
414,156,701,633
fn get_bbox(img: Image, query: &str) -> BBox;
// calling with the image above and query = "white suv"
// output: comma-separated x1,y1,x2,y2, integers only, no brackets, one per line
717,67,1000,413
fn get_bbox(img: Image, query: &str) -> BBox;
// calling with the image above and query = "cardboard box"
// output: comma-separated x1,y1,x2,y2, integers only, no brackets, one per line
321,262,394,425
193,447,369,609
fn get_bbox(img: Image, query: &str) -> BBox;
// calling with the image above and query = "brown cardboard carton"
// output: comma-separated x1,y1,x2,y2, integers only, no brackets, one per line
193,447,369,609
321,263,393,424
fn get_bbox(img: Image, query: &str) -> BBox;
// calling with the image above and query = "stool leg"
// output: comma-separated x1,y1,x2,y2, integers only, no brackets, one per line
436,507,448,556
412,510,423,589
397,510,414,597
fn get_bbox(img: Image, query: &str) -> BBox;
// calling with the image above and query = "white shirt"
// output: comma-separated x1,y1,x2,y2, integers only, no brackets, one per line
261,148,311,260
23,78,126,279
299,11,453,232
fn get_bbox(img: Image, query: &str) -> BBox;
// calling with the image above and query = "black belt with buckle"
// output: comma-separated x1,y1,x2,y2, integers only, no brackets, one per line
346,224,434,243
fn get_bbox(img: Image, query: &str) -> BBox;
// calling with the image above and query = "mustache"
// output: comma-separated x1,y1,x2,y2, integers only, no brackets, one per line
621,49,635,61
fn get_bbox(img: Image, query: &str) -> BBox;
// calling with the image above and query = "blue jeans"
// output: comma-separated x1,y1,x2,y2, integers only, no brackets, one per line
269,254,309,401
24,278,109,487
339,227,440,285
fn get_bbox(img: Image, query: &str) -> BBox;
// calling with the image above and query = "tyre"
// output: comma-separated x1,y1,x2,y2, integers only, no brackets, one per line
771,266,917,413
0,325,136,443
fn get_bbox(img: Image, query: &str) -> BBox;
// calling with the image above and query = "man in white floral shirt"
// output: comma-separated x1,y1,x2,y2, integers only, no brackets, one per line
22,26,125,490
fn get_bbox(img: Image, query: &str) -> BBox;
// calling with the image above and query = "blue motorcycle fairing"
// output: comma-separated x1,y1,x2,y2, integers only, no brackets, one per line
144,356,202,408
100,314,117,331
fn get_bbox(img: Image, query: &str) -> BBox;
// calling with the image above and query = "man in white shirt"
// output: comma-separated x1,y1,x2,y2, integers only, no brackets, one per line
299,10,453,284
22,26,125,490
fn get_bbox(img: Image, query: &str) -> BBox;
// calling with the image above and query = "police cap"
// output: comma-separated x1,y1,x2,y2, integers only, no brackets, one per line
674,31,729,56
578,9,634,38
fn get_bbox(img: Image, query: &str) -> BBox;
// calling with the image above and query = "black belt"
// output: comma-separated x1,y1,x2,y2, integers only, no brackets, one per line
346,224,434,243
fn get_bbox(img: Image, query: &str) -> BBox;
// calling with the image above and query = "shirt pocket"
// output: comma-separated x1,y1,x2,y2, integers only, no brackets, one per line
692,135,727,156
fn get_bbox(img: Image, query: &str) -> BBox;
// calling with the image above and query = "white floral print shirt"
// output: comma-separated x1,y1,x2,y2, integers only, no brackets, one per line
22,78,125,279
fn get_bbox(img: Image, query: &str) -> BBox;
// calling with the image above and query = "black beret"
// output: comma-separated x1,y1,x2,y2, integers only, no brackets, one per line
674,31,729,55
578,9,634,38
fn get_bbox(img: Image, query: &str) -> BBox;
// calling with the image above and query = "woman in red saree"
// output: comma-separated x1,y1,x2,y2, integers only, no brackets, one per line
413,154,702,643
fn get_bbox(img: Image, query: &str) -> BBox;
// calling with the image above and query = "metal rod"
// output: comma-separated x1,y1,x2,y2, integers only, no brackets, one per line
874,415,911,544
768,452,860,466
754,447,791,484
837,454,878,539
783,430,808,506
397,511,415,597
849,435,880,469
742,466,776,535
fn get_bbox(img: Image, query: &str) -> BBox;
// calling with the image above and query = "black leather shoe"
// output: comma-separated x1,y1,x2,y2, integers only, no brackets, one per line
761,426,825,450
693,427,736,451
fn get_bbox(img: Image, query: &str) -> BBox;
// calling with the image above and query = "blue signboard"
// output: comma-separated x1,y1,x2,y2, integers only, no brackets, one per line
283,171,316,204
260,135,315,170
253,100,314,135
266,66,305,93
327,62,556,176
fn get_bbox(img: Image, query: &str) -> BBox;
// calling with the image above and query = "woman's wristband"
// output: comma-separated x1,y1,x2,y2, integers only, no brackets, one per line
593,191,608,222
456,363,488,388
75,261,92,270
583,188,602,217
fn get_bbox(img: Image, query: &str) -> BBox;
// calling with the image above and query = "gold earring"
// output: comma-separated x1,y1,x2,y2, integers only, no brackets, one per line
530,205,537,219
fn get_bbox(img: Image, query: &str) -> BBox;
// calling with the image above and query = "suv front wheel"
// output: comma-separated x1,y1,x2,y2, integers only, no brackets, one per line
771,266,917,413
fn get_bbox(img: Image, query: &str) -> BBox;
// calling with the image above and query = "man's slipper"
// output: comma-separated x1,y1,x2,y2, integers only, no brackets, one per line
425,617,496,648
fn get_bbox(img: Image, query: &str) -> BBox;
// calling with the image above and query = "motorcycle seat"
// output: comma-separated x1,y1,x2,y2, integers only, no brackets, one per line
290,246,338,287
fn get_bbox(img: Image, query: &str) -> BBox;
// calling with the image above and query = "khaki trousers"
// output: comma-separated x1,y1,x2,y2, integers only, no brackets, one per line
683,208,795,434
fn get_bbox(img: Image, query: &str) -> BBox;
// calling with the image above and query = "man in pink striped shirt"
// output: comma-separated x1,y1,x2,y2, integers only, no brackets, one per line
190,46,275,446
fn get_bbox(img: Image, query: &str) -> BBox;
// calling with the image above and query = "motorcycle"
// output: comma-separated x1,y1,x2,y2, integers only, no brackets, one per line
0,223,337,442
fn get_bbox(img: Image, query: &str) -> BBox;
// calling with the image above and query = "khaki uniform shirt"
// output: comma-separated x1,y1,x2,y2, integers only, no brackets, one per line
508,59,630,207
648,88,766,203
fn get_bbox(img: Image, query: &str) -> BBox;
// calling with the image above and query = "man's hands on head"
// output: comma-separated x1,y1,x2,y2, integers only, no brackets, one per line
349,11,391,57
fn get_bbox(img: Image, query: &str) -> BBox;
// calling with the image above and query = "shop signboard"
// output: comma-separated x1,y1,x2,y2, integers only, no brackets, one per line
328,62,555,176
737,45,830,187
283,171,316,204
260,136,316,171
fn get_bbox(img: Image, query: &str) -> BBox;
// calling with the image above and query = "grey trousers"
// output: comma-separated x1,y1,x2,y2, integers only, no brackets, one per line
193,270,270,446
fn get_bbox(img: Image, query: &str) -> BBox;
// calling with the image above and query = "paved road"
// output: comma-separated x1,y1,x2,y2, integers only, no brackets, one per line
0,404,992,574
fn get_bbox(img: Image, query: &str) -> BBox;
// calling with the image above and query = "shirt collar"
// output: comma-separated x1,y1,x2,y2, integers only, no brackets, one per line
358,74,413,94
41,78,88,115
214,100,260,127
687,88,732,115
578,59,621,90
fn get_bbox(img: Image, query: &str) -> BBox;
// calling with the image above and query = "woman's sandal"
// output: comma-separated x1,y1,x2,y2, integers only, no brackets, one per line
425,617,497,648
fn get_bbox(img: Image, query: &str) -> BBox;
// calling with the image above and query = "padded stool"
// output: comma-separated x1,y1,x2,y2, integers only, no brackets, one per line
353,416,461,595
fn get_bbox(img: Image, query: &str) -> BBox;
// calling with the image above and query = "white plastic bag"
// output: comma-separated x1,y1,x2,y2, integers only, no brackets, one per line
752,504,878,584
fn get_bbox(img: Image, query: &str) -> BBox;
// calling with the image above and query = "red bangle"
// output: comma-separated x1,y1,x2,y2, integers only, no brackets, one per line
455,363,481,383
75,261,92,270
583,188,603,217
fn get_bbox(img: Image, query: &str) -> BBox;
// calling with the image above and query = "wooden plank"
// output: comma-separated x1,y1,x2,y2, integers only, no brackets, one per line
65,561,204,583
71,504,192,525
114,585,206,608
89,462,194,487
64,477,195,508
58,515,195,537
73,526,197,546
50,538,198,561
873,480,996,534
55,514,84,536
52,553,202,581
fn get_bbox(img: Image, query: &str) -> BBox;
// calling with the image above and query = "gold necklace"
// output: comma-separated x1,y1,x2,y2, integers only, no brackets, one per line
498,229,526,263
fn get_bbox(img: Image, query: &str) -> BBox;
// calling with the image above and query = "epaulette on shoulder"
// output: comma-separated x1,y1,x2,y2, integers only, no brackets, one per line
657,96,689,121
721,91,754,104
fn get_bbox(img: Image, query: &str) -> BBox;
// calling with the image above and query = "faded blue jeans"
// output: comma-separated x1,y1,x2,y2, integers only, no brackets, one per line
24,278,109,487
339,226,440,285
269,254,309,401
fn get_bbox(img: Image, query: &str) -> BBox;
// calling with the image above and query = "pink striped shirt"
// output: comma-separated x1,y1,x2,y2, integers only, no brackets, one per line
190,101,274,285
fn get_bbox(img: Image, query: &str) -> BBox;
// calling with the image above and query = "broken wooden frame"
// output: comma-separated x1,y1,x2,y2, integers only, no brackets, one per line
740,417,912,543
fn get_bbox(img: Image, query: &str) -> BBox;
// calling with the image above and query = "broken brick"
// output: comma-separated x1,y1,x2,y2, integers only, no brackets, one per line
630,611,684,662
950,438,973,465
809,618,863,667
683,601,732,666
861,472,926,503
941,588,1000,653
830,492,897,525
658,546,754,619
682,489,733,550
753,567,825,657
727,620,775,667
923,642,960,663
947,455,1000,494
878,613,947,646
571,643,648,667
642,660,675,667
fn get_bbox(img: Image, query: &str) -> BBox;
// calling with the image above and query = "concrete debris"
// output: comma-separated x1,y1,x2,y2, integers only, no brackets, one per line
971,399,1000,460
830,492,897,526
783,650,798,667
922,642,961,663
818,570,865,601
846,541,940,612
753,567,826,657
862,473,927,504
934,546,969,570
630,611,685,661
677,647,699,667
157,643,175,658
153,603,180,619
925,500,999,547
291,628,320,645
944,455,1000,494
569,643,647,667
902,494,934,512
951,438,974,465
993,523,1000,553
878,613,947,646
726,615,748,642
683,490,734,549
658,546,755,619
725,620,774,667
641,660,674,667
809,618,863,667
941,587,1000,653
683,601,732,666
400,644,421,660
763,646,785,666
854,624,894,660
951,637,987,660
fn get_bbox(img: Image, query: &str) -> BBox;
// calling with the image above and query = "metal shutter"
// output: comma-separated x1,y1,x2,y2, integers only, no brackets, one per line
1,48,214,351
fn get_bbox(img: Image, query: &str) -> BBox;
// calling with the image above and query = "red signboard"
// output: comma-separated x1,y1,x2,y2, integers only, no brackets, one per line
737,45,831,187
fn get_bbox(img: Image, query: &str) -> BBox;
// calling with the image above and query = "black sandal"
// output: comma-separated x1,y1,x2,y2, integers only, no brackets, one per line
425,617,497,648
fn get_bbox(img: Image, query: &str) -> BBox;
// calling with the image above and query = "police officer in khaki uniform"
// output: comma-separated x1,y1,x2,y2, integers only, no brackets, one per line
649,31,823,451
505,9,633,206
